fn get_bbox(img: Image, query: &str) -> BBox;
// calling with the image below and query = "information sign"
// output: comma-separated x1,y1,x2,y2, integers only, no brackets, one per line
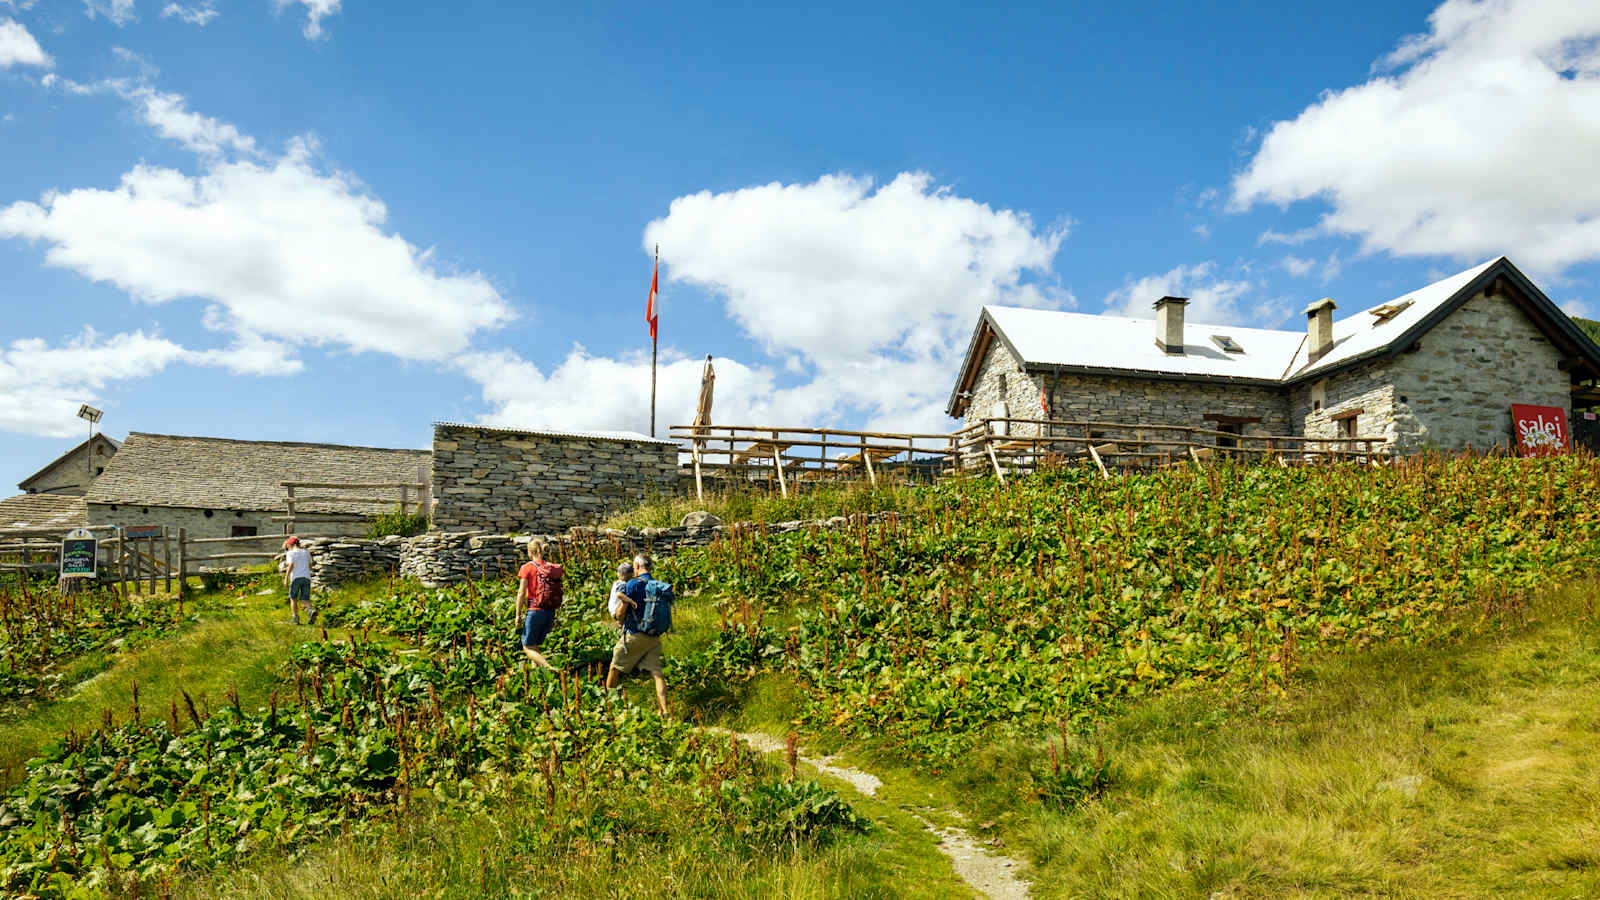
60,528,97,578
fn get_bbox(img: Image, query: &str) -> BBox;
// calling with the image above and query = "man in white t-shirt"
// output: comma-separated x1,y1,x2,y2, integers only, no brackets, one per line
283,536,316,625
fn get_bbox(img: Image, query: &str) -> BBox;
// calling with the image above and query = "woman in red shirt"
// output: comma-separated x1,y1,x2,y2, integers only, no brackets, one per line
515,540,563,670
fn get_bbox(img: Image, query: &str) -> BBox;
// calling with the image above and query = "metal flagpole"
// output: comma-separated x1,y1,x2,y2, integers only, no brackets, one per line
650,244,659,437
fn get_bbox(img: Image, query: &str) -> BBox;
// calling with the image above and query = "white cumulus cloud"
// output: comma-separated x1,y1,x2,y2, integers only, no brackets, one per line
0,329,294,437
0,17,50,68
0,137,512,364
273,0,337,39
463,173,1068,435
125,85,256,157
1101,262,1277,326
84,0,136,26
160,1,216,25
1232,0,1600,273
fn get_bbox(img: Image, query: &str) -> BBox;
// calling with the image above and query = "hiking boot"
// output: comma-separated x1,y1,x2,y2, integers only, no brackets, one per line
307,609,319,625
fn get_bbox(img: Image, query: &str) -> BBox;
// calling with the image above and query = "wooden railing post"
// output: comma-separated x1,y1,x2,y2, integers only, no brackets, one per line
177,528,187,609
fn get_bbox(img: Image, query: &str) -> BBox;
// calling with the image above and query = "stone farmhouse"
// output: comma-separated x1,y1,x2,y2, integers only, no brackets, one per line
948,257,1600,453
84,433,432,540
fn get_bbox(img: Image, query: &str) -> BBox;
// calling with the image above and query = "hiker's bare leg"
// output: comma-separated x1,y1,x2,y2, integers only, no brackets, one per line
651,672,668,715
522,647,555,670
605,667,622,689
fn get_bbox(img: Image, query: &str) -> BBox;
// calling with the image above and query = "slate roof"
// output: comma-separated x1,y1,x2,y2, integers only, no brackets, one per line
0,493,88,530
950,257,1600,415
86,433,431,514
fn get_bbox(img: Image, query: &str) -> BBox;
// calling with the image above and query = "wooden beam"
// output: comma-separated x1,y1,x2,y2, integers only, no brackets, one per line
1086,443,1110,479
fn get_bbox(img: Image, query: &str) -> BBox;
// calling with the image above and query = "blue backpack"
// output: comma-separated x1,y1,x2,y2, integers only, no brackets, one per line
628,576,674,637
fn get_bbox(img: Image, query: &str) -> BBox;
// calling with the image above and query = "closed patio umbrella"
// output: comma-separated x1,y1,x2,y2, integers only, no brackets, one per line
693,355,715,436
691,355,715,500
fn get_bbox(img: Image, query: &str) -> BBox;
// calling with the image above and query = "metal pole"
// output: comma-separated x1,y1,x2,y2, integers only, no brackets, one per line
650,244,659,438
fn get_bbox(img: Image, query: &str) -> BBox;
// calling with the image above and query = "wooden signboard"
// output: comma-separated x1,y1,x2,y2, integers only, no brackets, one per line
60,528,97,578
1511,404,1570,457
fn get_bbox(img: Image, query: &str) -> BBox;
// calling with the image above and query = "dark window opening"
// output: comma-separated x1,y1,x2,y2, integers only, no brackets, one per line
1216,422,1241,449
231,525,258,538
204,510,214,518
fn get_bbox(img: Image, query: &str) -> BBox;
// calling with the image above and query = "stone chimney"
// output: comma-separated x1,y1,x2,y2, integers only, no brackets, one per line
1153,296,1189,354
1304,297,1337,364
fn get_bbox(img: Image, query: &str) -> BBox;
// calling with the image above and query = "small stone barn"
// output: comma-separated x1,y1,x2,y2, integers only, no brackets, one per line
17,434,121,496
948,257,1600,453
85,433,432,540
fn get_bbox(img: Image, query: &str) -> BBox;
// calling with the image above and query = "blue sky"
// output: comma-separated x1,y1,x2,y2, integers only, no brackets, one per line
2,0,1598,490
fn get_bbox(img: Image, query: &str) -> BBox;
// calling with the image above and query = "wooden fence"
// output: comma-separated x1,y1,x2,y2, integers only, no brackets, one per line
955,417,1387,481
670,424,962,500
0,527,296,597
669,417,1390,495
279,480,429,534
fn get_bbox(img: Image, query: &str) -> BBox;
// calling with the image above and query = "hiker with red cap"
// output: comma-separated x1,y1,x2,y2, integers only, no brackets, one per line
282,536,316,625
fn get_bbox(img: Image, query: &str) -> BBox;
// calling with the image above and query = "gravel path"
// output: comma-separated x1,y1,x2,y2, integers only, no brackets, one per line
713,727,1032,899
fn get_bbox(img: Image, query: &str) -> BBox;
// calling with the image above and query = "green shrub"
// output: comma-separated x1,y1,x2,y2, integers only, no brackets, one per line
1033,740,1113,809
366,505,429,538
720,778,870,846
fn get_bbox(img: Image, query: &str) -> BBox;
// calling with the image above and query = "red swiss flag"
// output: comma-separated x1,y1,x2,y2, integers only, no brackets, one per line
646,258,659,342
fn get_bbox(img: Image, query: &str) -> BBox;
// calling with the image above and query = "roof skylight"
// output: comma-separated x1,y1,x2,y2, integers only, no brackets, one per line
1211,334,1244,353
1368,299,1414,324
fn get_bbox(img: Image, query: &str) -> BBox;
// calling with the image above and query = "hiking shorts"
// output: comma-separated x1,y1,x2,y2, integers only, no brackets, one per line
610,631,662,675
522,609,555,648
289,577,312,607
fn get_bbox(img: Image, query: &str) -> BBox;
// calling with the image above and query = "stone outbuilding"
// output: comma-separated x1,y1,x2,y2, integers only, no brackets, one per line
948,257,1600,453
17,434,121,496
85,433,432,540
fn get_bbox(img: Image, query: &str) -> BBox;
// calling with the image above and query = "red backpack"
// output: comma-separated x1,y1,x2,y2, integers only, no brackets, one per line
530,562,564,611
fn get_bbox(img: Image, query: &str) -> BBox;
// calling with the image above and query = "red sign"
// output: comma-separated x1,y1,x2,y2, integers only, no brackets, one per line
1511,404,1569,457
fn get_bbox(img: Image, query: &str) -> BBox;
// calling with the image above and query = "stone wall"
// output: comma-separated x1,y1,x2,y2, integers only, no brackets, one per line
1290,358,1399,450
85,503,285,542
430,424,680,534
962,340,1293,440
1044,372,1292,440
1295,289,1571,452
300,513,898,589
962,342,1046,433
